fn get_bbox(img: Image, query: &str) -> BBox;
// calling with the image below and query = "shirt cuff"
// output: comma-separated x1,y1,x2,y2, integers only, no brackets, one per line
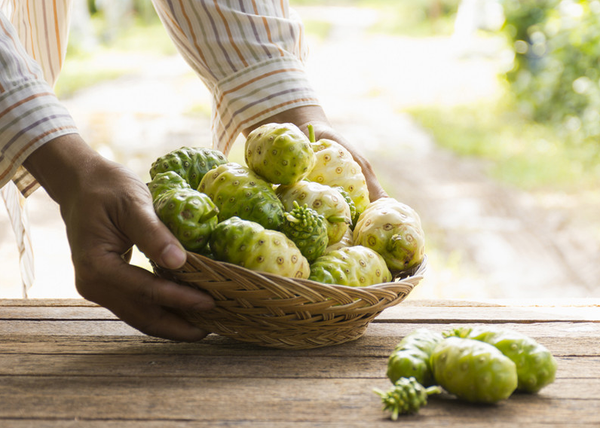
211,56,320,155
0,80,78,196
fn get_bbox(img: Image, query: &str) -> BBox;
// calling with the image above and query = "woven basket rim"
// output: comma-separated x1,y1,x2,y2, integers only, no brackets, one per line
180,251,428,290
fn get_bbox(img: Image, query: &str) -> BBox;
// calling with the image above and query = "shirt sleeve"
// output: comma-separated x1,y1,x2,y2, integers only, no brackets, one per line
0,2,78,196
151,0,320,155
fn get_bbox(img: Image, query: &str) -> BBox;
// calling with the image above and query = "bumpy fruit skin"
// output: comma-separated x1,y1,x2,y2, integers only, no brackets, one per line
308,245,392,287
150,146,228,190
387,328,444,387
245,123,316,185
323,227,353,254
306,134,370,216
147,171,191,201
153,188,219,253
280,201,328,263
373,377,441,420
431,337,518,404
198,163,284,230
447,327,557,393
276,181,351,245
335,186,359,227
353,198,425,272
209,217,310,279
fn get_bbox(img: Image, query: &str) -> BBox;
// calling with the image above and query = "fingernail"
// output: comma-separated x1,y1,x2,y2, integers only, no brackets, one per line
192,296,216,311
160,243,187,269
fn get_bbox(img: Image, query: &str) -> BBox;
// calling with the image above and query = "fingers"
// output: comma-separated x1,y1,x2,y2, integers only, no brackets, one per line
77,255,214,342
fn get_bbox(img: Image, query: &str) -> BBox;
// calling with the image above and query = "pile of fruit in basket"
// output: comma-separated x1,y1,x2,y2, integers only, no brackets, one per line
147,123,425,287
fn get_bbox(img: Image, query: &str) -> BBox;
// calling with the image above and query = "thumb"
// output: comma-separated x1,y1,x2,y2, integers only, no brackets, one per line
125,199,188,270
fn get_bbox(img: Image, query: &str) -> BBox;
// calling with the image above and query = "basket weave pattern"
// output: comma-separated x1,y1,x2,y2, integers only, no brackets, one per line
154,252,427,349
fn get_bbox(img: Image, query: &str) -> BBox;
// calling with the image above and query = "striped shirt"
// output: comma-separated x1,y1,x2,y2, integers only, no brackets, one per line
0,0,319,196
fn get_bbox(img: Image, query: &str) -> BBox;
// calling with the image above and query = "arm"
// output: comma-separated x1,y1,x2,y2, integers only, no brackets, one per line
1,9,214,341
152,0,387,200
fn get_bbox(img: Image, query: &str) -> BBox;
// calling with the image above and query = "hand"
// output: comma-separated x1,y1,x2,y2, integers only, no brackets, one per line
24,134,215,341
244,105,388,201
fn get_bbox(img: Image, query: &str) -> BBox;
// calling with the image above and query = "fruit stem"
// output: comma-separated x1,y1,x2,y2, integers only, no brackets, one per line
307,124,315,143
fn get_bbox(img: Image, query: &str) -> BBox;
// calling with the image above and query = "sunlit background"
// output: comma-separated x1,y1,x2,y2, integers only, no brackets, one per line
1,0,598,300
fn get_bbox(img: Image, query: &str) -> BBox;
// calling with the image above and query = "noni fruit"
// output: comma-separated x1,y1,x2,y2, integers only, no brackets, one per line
153,188,219,253
353,197,425,272
431,337,518,404
209,216,310,279
308,245,392,287
150,146,228,190
280,201,328,263
306,125,370,216
446,327,557,393
198,162,285,230
323,227,354,254
387,328,444,387
245,123,315,185
335,186,359,227
147,171,190,201
374,377,441,419
276,180,351,245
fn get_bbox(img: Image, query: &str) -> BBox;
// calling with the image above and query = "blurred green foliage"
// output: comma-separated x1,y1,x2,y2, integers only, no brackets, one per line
501,0,600,146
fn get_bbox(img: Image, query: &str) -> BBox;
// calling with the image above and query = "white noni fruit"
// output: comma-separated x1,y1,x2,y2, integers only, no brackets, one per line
353,197,425,272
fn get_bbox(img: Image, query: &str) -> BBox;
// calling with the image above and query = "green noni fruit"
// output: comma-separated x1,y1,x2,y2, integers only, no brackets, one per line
387,328,444,387
431,337,518,404
280,201,328,263
446,327,557,393
353,197,425,273
245,122,316,185
374,377,441,419
323,227,354,254
153,188,219,253
150,146,228,190
209,216,310,279
335,186,359,228
308,245,392,287
276,180,351,245
147,171,190,201
198,162,285,230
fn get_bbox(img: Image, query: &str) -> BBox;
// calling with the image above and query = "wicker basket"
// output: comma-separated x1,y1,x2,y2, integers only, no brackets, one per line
153,252,427,349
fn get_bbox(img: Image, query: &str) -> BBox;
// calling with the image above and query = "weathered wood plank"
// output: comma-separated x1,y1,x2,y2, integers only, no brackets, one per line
2,303,599,322
0,353,595,379
0,322,597,356
0,421,590,428
0,377,598,424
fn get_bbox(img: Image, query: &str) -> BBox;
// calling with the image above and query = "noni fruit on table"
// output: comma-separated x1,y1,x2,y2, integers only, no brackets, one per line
149,146,228,190
245,123,316,185
147,171,190,201
387,328,444,387
306,125,370,216
431,337,518,404
308,245,392,287
353,197,425,272
374,376,441,419
280,201,328,263
276,180,351,245
209,216,310,278
153,188,219,253
446,327,557,393
198,162,285,230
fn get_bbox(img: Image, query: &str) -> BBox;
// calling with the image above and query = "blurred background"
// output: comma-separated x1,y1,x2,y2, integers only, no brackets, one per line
1,0,598,300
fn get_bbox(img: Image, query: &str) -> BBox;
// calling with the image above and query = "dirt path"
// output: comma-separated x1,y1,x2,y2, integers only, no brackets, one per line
1,6,597,299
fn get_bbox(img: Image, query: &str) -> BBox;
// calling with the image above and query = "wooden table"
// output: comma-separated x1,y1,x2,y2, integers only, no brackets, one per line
1,298,599,427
